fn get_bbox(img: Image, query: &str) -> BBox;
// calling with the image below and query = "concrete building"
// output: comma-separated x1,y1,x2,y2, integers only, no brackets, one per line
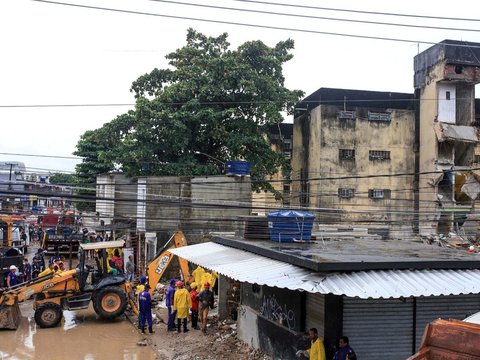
96,173,251,271
292,40,480,238
292,88,416,238
414,40,480,235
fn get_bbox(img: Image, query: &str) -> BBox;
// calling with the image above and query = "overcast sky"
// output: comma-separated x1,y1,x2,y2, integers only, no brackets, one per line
1,0,479,173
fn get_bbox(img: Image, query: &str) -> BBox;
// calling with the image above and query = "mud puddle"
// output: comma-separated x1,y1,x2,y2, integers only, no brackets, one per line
0,302,156,360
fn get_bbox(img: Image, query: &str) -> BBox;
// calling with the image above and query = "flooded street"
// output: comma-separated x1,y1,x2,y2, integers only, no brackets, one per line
0,302,156,360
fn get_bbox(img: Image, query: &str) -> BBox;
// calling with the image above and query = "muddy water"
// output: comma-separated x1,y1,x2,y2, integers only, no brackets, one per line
0,303,156,360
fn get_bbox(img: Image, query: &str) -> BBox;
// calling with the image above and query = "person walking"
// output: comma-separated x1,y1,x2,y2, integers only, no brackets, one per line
196,282,215,334
6,265,18,287
173,281,191,333
296,328,326,360
189,282,200,330
166,279,177,331
333,336,356,360
139,284,154,334
125,255,135,282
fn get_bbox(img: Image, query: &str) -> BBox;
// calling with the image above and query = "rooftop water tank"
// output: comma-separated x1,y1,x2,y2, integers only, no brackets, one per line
267,210,315,243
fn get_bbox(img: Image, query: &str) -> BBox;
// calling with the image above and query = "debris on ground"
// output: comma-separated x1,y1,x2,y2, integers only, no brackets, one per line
130,313,272,360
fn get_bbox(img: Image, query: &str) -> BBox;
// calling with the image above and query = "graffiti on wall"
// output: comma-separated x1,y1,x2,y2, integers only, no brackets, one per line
260,294,296,330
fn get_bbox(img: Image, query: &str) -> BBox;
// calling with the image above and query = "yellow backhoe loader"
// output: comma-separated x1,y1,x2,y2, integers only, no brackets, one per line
0,230,191,329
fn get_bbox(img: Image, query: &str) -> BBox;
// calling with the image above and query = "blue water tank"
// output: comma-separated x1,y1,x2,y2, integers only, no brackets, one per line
267,210,315,243
226,160,250,176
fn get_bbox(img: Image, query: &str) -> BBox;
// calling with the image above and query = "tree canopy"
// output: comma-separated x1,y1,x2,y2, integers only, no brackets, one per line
74,29,303,193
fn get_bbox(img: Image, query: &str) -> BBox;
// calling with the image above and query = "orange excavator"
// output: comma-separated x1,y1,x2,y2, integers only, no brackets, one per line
0,230,191,329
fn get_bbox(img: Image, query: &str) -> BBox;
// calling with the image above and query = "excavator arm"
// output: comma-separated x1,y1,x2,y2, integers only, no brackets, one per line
127,231,192,315
146,231,192,288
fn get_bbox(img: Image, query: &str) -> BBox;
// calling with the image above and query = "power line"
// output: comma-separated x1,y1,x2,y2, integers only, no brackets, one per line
30,0,480,47
0,103,133,109
149,0,480,33
0,152,81,160
230,0,480,23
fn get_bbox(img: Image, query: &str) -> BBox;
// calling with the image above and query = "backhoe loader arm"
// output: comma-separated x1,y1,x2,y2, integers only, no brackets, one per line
0,269,77,306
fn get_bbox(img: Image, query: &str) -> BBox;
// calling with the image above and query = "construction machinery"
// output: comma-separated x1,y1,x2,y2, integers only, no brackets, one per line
0,230,191,329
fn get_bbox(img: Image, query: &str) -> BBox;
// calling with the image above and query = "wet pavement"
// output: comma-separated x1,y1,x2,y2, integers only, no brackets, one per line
0,302,156,360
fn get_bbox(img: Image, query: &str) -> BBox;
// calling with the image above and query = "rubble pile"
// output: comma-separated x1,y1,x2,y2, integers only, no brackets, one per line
421,232,479,253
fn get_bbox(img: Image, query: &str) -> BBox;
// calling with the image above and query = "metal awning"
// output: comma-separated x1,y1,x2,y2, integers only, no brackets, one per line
170,242,480,299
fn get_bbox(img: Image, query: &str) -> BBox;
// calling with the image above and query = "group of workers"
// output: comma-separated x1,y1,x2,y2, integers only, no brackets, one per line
167,280,215,334
135,274,216,335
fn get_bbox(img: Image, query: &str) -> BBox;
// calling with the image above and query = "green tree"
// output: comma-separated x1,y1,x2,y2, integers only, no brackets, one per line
49,173,78,185
75,29,303,193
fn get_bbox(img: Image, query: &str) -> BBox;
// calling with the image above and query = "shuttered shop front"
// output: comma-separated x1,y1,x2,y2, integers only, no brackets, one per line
305,293,325,337
343,298,414,360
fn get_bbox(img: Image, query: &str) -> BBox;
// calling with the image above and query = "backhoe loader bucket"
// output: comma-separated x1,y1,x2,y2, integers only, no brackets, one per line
0,299,21,330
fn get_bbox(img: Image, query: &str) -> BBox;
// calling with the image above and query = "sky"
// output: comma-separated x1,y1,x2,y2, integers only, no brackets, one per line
0,0,479,174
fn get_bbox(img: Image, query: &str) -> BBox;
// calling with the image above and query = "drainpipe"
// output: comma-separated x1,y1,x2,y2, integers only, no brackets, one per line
414,89,420,234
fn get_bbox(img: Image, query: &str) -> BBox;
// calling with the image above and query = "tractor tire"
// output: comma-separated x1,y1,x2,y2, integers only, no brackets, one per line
93,286,127,319
34,302,63,328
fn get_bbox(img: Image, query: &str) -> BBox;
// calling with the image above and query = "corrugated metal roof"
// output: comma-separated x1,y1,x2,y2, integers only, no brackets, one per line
170,242,480,299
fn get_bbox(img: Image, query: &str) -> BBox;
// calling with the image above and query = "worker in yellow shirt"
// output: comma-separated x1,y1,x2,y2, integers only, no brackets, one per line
296,328,326,360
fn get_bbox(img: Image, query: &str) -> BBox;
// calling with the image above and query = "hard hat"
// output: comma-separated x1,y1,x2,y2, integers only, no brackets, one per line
190,282,197,289
9,265,17,270
140,275,147,284
176,281,184,287
204,282,210,288
170,279,176,285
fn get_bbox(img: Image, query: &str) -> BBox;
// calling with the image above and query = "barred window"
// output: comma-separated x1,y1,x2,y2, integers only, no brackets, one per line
337,111,356,120
339,149,355,160
369,150,391,161
369,189,391,199
338,188,355,198
368,111,391,122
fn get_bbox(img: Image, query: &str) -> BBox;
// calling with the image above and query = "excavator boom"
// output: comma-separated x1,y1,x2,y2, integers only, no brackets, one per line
127,231,192,315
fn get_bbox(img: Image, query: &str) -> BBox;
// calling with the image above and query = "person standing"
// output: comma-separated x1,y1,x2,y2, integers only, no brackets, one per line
6,265,18,287
196,282,215,334
296,328,326,360
139,284,154,334
189,282,200,330
125,255,135,282
333,336,356,360
111,249,123,272
33,248,46,272
23,258,32,282
173,281,191,333
166,279,177,331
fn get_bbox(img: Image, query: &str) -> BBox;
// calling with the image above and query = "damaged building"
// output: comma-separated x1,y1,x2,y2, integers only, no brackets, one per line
415,40,480,235
291,40,480,238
